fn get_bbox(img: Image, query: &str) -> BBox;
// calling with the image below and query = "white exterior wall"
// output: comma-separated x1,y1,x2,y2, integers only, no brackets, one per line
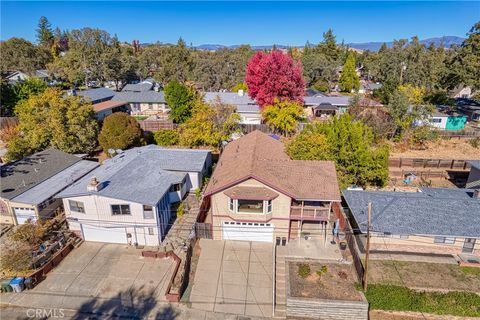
63,194,162,246
428,116,447,130
239,112,262,124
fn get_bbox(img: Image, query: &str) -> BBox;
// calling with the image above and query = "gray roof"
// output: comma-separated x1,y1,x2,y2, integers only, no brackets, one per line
122,82,153,92
112,91,166,103
304,96,351,107
467,160,480,171
342,188,480,238
77,88,115,103
36,69,49,78
1,149,82,200
12,160,98,205
57,145,211,205
203,92,260,114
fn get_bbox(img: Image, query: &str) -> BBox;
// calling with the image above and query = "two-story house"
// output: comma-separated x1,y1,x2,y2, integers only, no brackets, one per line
57,145,211,246
203,131,341,243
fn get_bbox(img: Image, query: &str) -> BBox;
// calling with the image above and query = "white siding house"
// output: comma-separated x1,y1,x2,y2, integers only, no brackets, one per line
57,145,211,246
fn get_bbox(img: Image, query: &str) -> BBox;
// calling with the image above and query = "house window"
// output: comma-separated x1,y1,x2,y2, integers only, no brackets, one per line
434,236,455,244
431,118,442,123
170,183,181,192
69,200,85,213
267,200,272,214
143,205,154,219
148,103,153,110
111,204,131,215
148,227,154,235
237,199,263,214
228,198,234,212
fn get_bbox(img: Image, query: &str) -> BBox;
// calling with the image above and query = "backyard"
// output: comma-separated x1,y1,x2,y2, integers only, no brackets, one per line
368,260,480,292
390,139,480,160
288,262,363,301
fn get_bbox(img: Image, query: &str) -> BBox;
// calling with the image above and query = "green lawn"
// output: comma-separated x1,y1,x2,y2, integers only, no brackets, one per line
365,284,480,317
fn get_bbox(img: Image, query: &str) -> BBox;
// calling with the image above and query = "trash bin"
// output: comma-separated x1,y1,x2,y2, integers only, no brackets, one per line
0,278,14,293
24,277,34,290
9,277,25,293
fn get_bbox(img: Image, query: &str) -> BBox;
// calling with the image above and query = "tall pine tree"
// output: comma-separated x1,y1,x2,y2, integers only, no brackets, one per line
36,16,54,46
339,51,360,92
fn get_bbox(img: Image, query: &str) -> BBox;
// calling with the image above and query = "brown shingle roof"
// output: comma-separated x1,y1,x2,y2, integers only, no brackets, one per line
205,131,341,201
93,100,128,112
224,186,279,200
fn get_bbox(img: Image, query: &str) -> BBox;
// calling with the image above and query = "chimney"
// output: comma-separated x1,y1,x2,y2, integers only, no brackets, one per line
238,89,244,97
87,176,102,192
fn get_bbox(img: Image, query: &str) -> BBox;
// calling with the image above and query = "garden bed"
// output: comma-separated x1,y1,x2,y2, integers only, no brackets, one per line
288,262,363,301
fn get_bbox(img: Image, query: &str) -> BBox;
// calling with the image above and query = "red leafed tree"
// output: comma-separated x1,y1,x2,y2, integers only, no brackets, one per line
245,50,305,108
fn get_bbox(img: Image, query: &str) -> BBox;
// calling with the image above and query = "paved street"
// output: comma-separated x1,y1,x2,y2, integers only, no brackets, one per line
190,239,273,318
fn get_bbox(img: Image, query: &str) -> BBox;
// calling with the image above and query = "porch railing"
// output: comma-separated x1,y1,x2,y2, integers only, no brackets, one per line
290,206,329,221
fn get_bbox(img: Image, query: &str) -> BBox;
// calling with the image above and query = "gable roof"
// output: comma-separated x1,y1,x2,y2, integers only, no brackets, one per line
77,88,115,103
304,96,352,107
1,149,82,200
93,100,128,112
204,92,257,106
122,82,154,92
204,131,341,201
342,188,480,238
57,145,211,205
112,91,166,103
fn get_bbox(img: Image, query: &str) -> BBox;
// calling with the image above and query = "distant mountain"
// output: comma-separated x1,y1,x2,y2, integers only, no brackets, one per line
140,36,466,52
347,36,465,52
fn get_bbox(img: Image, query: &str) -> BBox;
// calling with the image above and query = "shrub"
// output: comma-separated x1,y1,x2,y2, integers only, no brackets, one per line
176,203,185,218
469,137,480,149
154,129,180,146
298,263,311,279
194,188,202,200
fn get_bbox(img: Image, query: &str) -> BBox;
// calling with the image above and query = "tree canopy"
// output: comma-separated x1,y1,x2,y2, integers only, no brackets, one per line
262,100,304,136
164,80,199,123
6,88,98,161
98,112,142,153
339,51,360,92
245,50,304,108
287,113,389,188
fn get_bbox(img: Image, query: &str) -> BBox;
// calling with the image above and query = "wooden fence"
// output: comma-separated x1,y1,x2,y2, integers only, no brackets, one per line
137,119,175,132
333,203,364,284
437,130,480,139
389,157,472,171
239,122,309,135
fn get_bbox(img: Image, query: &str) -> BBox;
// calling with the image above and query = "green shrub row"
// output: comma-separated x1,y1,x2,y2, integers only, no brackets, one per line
365,284,480,317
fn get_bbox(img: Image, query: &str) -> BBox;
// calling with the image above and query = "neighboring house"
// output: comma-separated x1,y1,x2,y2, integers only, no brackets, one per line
343,188,480,257
0,149,98,225
456,99,480,122
204,91,262,125
92,100,129,121
204,130,341,243
75,88,116,104
358,82,382,94
35,69,49,81
304,96,352,115
112,91,169,116
428,112,467,131
122,82,154,92
57,145,211,246
4,70,50,85
449,85,472,99
466,160,480,189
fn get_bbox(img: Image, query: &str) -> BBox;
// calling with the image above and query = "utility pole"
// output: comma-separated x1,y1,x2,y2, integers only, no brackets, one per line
363,202,372,291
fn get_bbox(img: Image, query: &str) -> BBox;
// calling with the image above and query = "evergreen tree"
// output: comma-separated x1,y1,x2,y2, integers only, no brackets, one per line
339,51,360,92
36,16,54,46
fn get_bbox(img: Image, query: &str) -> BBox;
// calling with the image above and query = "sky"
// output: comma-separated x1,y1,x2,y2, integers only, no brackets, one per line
1,1,479,46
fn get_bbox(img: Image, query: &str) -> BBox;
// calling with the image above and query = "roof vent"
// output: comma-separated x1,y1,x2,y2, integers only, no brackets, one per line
87,176,102,192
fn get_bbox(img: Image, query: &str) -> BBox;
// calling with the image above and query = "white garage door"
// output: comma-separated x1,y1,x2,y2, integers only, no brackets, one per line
222,221,274,242
81,224,128,244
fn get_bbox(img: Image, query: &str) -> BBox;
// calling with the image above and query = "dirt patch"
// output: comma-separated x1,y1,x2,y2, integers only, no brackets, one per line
369,260,480,293
288,262,363,301
390,139,480,160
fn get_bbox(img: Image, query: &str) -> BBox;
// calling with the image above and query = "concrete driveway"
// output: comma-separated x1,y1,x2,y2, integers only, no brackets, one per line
7,242,176,315
190,239,273,318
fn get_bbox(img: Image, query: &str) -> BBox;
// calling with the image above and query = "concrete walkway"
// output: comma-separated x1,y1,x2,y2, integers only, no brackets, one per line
190,239,273,318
